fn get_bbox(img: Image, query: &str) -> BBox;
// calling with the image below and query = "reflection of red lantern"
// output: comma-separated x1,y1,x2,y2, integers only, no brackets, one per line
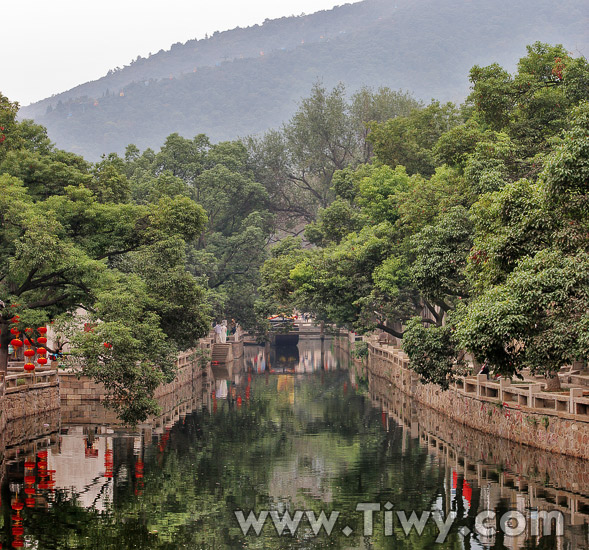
37,357,47,365
24,461,35,470
10,339,23,348
37,450,48,459
38,327,47,334
104,448,114,478
24,476,35,484
24,363,35,372
25,497,35,508
11,501,23,511
37,336,47,345
12,526,24,536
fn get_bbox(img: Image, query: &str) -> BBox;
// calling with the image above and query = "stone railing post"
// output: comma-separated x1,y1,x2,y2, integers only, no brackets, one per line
570,388,583,414
529,383,542,408
499,378,511,402
476,374,487,397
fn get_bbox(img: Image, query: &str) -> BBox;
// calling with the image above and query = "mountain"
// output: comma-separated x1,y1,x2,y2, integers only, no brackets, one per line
20,0,589,161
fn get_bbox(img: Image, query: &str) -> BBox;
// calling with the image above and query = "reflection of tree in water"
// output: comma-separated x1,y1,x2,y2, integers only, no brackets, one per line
13,371,464,549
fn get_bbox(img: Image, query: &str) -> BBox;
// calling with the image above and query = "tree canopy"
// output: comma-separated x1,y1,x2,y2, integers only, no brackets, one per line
0,94,210,423
258,43,589,385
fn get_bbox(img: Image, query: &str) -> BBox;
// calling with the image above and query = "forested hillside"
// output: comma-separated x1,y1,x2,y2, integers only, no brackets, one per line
20,0,588,160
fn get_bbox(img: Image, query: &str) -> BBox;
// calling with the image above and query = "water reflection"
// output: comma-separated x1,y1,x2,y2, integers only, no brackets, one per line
0,338,587,549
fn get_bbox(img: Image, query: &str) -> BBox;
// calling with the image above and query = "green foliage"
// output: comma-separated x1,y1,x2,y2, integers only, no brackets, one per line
410,206,473,308
248,84,419,226
368,101,463,177
259,43,589,387
402,318,462,388
0,99,211,424
123,135,273,330
351,340,369,359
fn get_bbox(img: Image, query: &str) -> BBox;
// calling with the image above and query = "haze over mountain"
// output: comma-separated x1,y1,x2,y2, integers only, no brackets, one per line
20,0,589,161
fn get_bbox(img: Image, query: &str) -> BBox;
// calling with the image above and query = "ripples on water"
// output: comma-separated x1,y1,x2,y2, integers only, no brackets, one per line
1,338,588,549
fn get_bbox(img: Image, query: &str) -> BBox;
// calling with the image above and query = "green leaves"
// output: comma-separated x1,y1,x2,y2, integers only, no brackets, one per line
0,99,214,423
402,318,462,388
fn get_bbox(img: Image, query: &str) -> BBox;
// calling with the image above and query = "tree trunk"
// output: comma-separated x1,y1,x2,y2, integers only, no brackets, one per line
544,372,562,391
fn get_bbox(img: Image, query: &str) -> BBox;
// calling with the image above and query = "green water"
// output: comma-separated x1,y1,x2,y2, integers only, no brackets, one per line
1,340,587,549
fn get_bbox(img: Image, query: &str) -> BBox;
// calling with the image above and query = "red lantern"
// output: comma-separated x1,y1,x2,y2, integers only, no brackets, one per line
24,349,35,357
10,327,20,336
36,357,47,365
24,363,35,372
36,347,47,355
10,339,23,348
37,327,47,334
23,339,33,346
25,328,33,334
37,451,48,459
37,336,47,345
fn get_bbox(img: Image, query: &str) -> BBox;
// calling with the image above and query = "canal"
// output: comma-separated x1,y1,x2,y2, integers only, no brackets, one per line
1,338,588,549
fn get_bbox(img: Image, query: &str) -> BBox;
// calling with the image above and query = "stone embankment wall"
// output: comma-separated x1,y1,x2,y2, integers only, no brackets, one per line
60,341,213,404
0,369,61,423
368,342,589,460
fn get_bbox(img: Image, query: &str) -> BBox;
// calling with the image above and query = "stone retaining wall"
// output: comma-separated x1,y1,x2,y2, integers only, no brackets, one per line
368,343,589,460
60,348,207,403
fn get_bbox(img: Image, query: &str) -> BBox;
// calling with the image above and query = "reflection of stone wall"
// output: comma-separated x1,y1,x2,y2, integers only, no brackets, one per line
371,377,589,495
371,377,589,549
1,408,61,450
368,347,589,460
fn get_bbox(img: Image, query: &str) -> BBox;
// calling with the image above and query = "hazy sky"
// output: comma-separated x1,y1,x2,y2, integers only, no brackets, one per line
4,0,350,106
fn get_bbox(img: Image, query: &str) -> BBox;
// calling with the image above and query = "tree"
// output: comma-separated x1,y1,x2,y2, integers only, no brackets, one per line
247,83,421,228
125,135,273,330
367,101,463,177
0,101,210,422
454,101,589,383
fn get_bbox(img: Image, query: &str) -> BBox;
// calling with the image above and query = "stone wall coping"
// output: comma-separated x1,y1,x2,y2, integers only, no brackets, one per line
4,370,59,393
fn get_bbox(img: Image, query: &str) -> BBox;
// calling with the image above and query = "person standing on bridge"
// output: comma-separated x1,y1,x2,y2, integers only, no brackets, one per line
214,321,224,343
